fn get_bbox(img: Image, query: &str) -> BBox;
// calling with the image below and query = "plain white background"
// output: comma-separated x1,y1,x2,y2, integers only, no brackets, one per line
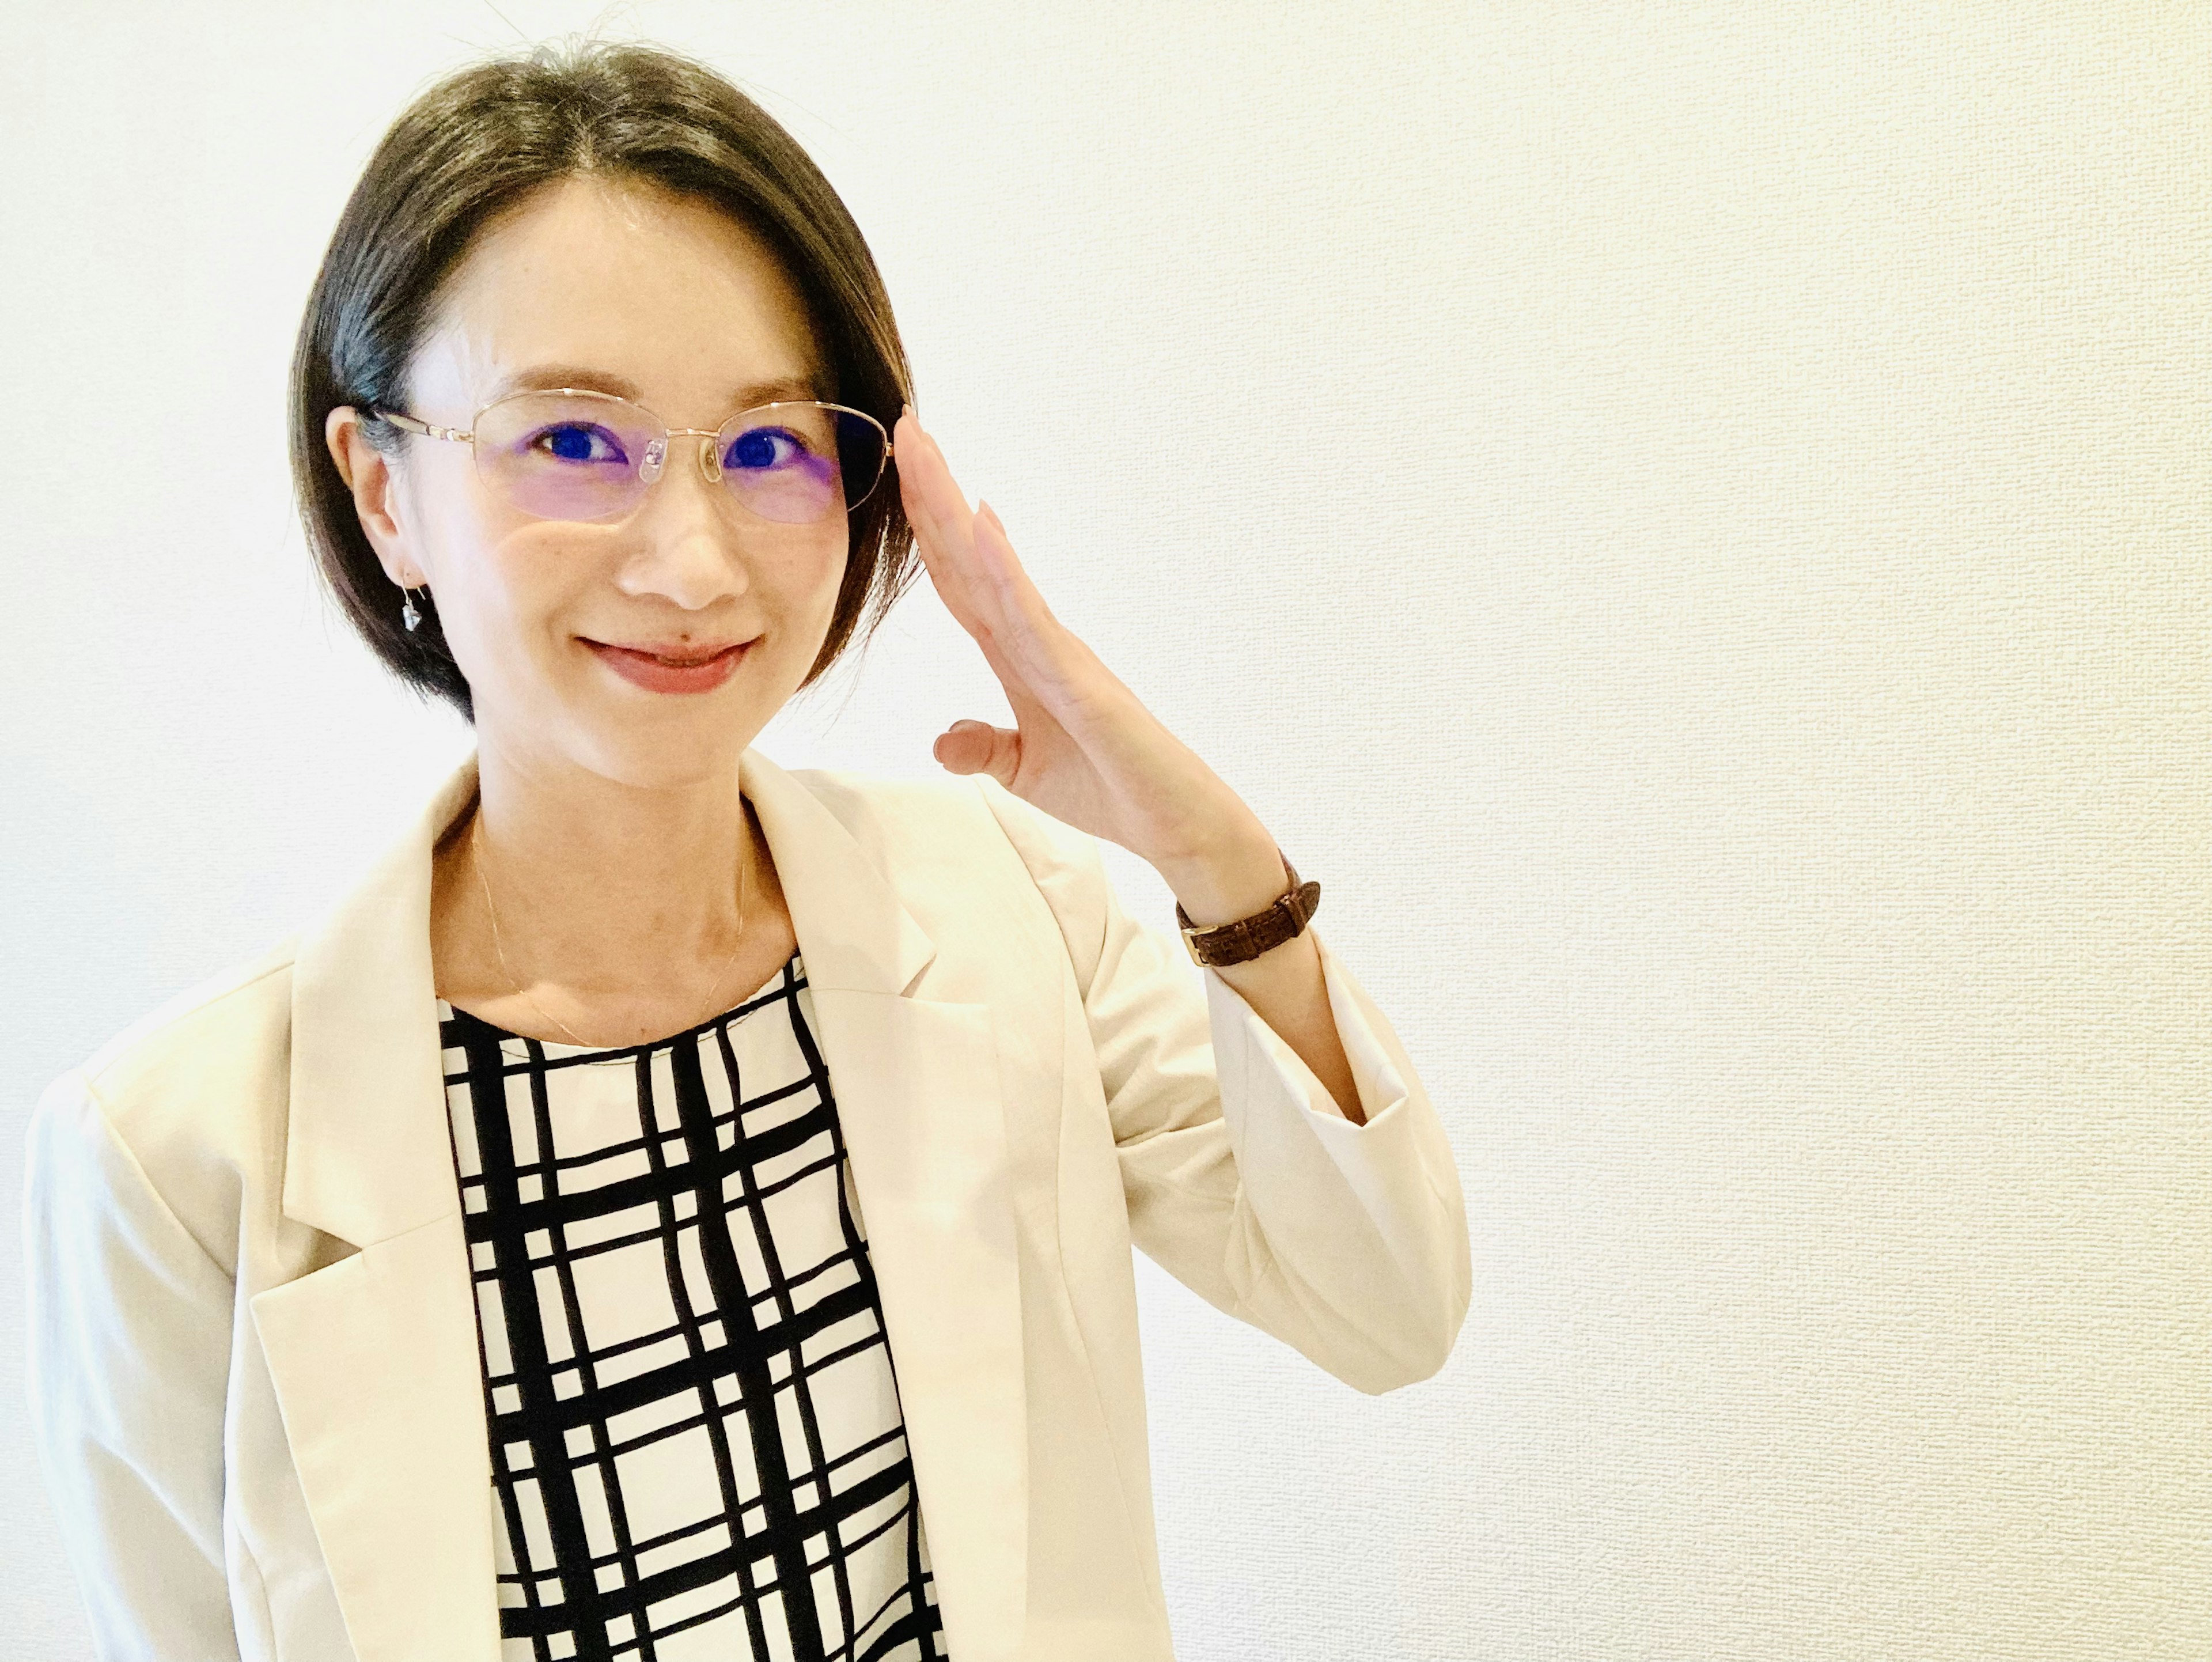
4,4,2206,1658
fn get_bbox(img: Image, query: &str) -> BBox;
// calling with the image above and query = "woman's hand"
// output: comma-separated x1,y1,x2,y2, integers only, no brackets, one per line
893,407,1365,1120
892,408,1283,913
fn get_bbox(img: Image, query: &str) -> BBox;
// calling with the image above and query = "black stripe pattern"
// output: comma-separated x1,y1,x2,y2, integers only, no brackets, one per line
437,952,949,1662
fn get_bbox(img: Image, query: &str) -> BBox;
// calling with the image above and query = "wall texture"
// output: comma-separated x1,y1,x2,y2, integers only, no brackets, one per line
3,3,2203,1657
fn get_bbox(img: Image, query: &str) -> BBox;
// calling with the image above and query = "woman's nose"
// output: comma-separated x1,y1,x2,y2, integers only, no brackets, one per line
615,444,752,609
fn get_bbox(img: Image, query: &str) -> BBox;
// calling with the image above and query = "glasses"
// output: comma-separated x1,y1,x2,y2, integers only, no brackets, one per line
373,388,895,525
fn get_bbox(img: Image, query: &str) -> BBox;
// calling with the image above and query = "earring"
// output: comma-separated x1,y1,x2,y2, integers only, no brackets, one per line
400,584,425,633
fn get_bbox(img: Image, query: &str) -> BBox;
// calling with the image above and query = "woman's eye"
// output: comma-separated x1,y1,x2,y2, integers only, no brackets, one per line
725,427,808,471
531,423,625,464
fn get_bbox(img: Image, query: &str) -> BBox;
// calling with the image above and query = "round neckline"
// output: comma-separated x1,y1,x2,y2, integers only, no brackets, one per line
438,948,804,1061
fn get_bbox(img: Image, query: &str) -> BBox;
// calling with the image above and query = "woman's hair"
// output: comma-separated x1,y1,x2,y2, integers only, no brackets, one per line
290,39,916,723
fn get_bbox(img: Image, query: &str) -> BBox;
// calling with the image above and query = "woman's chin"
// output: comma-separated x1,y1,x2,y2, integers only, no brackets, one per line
486,691,763,791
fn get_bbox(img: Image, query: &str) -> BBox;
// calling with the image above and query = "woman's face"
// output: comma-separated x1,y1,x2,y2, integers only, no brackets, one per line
338,174,851,790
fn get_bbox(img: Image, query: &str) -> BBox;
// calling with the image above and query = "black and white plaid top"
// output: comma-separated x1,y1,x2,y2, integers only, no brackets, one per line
437,951,949,1662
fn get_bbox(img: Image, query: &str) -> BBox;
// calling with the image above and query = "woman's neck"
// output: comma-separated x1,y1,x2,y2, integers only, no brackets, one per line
429,736,799,1047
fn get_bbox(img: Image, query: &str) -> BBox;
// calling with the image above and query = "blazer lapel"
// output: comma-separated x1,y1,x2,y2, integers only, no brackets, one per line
253,748,1029,1662
742,749,1031,1662
251,751,499,1662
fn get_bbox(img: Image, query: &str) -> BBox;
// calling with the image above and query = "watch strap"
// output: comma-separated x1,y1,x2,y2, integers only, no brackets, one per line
1174,857,1321,968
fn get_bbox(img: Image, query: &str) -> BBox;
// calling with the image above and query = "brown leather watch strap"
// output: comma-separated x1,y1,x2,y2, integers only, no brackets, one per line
1174,857,1322,968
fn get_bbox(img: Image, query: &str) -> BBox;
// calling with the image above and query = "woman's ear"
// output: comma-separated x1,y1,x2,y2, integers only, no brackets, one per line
324,406,421,587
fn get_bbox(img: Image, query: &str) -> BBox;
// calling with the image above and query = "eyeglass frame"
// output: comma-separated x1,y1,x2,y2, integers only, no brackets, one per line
368,387,898,524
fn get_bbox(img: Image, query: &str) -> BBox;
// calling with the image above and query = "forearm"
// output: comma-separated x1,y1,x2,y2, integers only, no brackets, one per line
1150,821,1364,1124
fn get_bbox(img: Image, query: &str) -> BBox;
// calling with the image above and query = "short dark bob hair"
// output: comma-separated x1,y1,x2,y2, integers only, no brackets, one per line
290,39,917,724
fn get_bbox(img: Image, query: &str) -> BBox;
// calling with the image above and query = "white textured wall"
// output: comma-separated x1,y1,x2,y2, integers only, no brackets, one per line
4,4,2205,1657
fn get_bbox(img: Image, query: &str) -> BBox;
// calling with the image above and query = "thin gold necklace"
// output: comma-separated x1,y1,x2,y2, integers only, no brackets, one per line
469,808,749,1048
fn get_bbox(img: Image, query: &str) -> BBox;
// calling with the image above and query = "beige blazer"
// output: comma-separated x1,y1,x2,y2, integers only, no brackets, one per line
23,747,1471,1662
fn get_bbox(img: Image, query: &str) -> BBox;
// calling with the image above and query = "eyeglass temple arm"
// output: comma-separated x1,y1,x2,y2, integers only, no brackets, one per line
374,410,473,443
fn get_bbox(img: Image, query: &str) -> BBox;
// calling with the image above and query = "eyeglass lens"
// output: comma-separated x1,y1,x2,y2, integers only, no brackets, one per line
471,392,889,524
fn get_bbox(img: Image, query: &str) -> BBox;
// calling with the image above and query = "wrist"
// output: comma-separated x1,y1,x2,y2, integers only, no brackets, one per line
1153,819,1290,927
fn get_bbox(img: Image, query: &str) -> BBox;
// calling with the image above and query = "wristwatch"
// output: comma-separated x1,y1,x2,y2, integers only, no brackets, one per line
1174,856,1322,968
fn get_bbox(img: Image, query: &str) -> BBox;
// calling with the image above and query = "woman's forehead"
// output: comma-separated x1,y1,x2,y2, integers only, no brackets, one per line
414,175,826,419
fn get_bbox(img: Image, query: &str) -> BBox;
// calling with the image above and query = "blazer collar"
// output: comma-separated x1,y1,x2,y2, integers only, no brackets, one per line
282,745,938,1250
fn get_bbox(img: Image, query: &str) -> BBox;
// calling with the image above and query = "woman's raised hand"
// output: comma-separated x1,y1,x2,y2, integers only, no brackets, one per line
893,407,1363,1117
892,407,1273,885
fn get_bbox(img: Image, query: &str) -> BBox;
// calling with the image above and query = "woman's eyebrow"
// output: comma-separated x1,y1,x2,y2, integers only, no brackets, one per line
484,364,826,408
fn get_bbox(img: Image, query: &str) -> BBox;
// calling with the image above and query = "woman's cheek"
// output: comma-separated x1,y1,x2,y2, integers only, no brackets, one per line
812,540,849,620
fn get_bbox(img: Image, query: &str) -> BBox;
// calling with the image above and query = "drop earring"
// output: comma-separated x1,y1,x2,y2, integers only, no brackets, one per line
400,582,426,632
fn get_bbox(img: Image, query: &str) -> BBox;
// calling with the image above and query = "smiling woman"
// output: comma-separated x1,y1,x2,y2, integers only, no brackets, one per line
21,37,1469,1662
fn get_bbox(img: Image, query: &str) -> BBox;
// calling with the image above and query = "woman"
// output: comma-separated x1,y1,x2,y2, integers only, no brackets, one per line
23,40,1470,1662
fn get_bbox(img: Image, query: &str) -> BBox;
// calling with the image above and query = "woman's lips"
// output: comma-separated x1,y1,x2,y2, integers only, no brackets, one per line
584,638,749,695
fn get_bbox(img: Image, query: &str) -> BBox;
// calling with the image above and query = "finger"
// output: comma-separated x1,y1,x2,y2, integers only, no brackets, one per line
893,433,975,607
967,502,1066,692
910,425,1037,656
931,718,1022,786
972,501,1053,617
971,500,1120,706
896,414,1005,641
971,501,1068,660
903,493,993,642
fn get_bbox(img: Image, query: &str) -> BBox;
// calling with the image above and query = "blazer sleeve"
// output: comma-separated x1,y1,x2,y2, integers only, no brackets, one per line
976,778,1473,1395
22,1066,243,1662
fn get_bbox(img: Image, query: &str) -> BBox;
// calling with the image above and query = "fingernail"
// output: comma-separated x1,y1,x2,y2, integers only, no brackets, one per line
902,402,915,422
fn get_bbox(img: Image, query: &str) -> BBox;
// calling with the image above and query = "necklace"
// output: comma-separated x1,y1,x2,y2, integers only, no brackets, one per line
469,808,749,1048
